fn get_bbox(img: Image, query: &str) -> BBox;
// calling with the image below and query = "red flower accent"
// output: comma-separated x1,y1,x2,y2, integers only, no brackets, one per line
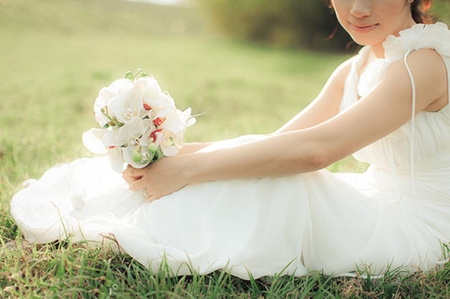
149,129,163,142
143,103,152,111
109,146,116,149
153,117,166,127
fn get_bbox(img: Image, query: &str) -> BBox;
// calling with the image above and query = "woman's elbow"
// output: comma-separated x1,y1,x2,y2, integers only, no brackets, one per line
309,153,332,170
286,133,343,172
295,147,334,172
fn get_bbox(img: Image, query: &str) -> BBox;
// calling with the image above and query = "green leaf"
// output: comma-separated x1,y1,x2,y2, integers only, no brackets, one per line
124,71,135,80
132,151,142,163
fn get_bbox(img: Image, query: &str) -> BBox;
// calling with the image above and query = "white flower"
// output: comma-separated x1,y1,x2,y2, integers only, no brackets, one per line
108,87,144,124
82,128,108,154
83,71,196,172
181,107,197,128
102,116,146,148
93,78,133,127
108,147,125,173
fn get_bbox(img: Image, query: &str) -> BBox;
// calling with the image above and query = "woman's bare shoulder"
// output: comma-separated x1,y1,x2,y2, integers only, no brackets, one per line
385,48,448,111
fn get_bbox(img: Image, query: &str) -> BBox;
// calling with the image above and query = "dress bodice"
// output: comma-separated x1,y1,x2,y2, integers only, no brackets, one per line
340,23,450,197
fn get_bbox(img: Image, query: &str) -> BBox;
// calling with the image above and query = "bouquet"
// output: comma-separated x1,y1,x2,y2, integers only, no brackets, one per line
83,69,196,172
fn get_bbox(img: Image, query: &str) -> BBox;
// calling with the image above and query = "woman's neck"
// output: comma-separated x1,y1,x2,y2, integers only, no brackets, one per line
370,20,418,59
371,44,385,59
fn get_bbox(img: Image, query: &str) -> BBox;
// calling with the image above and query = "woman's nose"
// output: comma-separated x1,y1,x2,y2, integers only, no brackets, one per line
350,0,372,18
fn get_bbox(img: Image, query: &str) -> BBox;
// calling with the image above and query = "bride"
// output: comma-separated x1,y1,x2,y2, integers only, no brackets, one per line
11,0,450,279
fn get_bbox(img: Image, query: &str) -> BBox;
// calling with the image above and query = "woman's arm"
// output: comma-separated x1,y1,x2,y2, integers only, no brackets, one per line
177,142,213,155
177,55,354,155
274,55,354,133
121,58,352,190
124,49,447,200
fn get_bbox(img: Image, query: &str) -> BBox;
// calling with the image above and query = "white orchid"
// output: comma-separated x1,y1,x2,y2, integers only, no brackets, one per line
83,69,196,172
93,78,134,128
108,87,144,124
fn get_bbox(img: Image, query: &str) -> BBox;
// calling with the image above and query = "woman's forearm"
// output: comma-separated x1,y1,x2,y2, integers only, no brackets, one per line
182,130,331,185
178,142,213,155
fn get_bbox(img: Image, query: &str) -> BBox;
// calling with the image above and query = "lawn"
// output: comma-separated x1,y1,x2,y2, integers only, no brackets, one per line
1,0,449,297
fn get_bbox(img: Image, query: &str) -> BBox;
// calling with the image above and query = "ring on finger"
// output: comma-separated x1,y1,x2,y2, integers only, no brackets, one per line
143,191,150,198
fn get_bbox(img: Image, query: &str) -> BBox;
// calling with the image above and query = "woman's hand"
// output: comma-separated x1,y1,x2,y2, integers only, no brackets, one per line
122,156,191,201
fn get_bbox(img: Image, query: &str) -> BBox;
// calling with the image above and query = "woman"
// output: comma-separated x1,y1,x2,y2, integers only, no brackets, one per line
11,0,450,278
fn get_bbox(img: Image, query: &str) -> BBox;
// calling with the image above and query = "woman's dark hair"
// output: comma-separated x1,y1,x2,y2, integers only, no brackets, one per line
411,0,433,24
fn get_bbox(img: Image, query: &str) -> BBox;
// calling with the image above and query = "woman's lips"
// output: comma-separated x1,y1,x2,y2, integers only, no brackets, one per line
351,23,378,33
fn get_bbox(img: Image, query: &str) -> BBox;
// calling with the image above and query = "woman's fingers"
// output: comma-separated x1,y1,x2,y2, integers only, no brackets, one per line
142,189,151,199
123,157,187,200
130,177,149,191
124,164,144,177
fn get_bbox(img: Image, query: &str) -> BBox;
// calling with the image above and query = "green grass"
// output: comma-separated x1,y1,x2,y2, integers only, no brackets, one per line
1,0,448,297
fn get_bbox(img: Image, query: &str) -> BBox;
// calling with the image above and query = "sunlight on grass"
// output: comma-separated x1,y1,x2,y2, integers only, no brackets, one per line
3,0,447,298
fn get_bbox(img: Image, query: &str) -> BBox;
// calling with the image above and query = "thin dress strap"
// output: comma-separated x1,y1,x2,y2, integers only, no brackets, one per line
403,49,450,264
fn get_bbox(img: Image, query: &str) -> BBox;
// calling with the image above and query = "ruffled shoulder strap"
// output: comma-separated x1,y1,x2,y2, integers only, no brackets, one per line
358,22,450,97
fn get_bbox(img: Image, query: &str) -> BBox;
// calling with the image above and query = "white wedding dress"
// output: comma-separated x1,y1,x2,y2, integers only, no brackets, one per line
10,23,450,279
